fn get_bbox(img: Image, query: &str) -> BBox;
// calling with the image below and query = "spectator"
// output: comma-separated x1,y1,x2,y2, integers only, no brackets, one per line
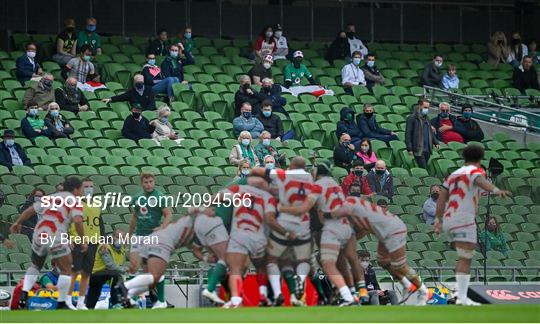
341,51,366,95
341,159,373,197
178,26,195,65
229,131,259,167
272,24,289,60
336,107,363,146
259,78,287,116
356,138,378,165
529,40,540,64
21,104,51,141
55,77,89,115
56,183,64,192
254,131,285,168
344,23,368,60
441,64,459,90
376,199,388,212
405,99,439,168
357,104,398,143
258,100,284,140
233,102,264,138
420,54,443,87
253,25,276,61
0,130,31,171
333,133,356,169
487,31,510,67
147,29,170,56
150,106,182,145
121,105,155,143
66,45,95,84
248,55,273,86
44,102,74,139
358,250,399,305
77,17,101,55
507,31,528,68
262,154,276,170
430,102,465,144
422,185,441,225
283,51,317,88
142,53,179,103
479,217,509,257
160,44,187,83
22,74,54,110
53,18,78,66
233,159,252,182
361,53,385,92
456,104,484,143
234,75,264,116
325,31,350,65
18,187,45,240
104,74,156,111
512,56,539,93
15,42,43,85
366,160,394,199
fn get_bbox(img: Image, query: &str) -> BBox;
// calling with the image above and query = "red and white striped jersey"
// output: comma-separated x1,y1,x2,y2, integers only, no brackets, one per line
156,215,194,250
271,168,321,223
223,184,276,236
34,192,83,236
316,176,350,227
442,165,487,219
346,196,405,239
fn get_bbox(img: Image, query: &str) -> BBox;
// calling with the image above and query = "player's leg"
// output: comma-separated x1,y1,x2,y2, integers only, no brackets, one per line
225,252,248,308
54,252,76,309
266,238,287,305
376,242,413,294
292,241,312,303
19,251,47,309
122,256,165,300
386,245,429,305
343,237,368,301
203,241,228,304
321,242,354,306
252,255,270,306
77,243,98,310
454,241,479,306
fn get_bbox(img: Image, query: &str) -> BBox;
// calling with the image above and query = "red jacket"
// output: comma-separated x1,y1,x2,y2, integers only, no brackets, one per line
341,173,373,196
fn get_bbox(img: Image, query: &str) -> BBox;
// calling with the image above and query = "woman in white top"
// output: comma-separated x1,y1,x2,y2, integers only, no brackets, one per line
507,31,528,67
229,130,259,167
150,106,183,145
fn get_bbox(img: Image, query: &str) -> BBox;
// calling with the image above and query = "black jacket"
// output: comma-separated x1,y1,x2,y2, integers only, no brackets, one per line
333,143,356,169
160,56,184,81
405,111,438,156
325,33,350,63
512,67,539,93
121,115,155,142
364,265,381,291
259,84,287,114
366,169,394,199
336,107,364,143
54,87,88,115
257,113,284,139
420,62,442,87
110,86,156,111
234,87,265,116
44,114,74,139
0,141,31,171
456,116,484,142
146,39,170,56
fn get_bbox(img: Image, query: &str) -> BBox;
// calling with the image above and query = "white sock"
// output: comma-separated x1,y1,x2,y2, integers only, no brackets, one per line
267,263,282,296
124,274,154,290
57,275,72,302
296,262,310,285
231,296,242,306
400,277,412,289
128,287,149,298
456,273,470,300
65,294,72,305
77,295,86,306
22,267,40,292
418,283,428,294
259,285,268,297
339,286,354,302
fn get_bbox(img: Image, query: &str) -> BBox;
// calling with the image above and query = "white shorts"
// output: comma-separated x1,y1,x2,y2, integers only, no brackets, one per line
130,235,149,254
380,221,408,253
227,231,267,259
140,243,173,263
267,236,312,260
443,213,477,244
32,231,71,259
320,222,353,262
194,214,229,247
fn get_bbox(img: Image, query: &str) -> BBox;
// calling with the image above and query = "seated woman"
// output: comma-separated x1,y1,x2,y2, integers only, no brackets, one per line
229,130,259,167
142,53,180,103
21,102,52,141
233,159,252,183
356,138,378,166
44,102,74,139
150,106,182,146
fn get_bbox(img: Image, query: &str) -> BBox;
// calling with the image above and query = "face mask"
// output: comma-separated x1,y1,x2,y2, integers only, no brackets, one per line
263,62,271,69
50,110,59,118
265,162,275,170
147,59,156,65
27,51,36,58
350,191,361,197
242,112,251,119
160,117,169,123
242,83,251,90
83,187,94,197
66,27,75,33
132,112,141,119
170,51,178,58
346,114,354,121
29,108,38,116
113,241,122,250
353,169,363,177
421,108,429,116
86,24,96,32
342,141,351,147
241,169,250,176
367,60,375,67
463,111,472,119
375,169,385,175
5,139,14,147
512,38,521,45
346,32,355,39
364,112,373,118
42,79,53,88
431,192,439,200
262,138,270,146
262,86,271,92
265,31,273,38
360,261,369,269
353,58,361,66
33,196,42,203
262,111,271,118
487,223,497,231
184,32,192,39
439,112,449,119
274,31,282,38
435,61,443,68
83,55,91,62
135,82,144,90
241,138,250,146
360,145,369,152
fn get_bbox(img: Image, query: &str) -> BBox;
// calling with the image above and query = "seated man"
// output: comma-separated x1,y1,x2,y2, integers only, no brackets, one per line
259,78,287,116
21,104,52,141
55,77,89,115
361,53,385,92
16,42,43,85
44,102,74,139
333,133,356,169
104,74,156,111
121,104,155,143
254,131,285,168
234,75,264,116
341,159,372,197
341,51,366,95
233,102,264,138
456,104,484,143
0,130,32,171
248,55,273,86
22,74,55,110
358,250,398,305
66,45,95,84
283,51,317,88
430,102,465,144
512,56,539,93
366,160,394,199
257,100,284,140
422,185,441,225
357,104,398,143
38,266,59,290
421,54,443,87
336,107,363,147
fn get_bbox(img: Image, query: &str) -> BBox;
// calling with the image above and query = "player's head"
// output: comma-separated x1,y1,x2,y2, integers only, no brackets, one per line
313,160,332,179
247,167,271,191
63,177,83,196
82,177,94,198
349,183,362,197
289,156,306,171
462,144,484,164
357,250,371,269
140,173,156,193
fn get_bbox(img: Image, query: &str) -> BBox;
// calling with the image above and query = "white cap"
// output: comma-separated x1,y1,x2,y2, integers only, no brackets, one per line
263,55,273,63
293,50,303,58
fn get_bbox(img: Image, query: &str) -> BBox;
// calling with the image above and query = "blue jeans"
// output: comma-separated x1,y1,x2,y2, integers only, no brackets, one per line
152,77,179,98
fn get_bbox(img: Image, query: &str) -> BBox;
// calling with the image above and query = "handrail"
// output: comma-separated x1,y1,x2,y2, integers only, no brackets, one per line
339,0,516,7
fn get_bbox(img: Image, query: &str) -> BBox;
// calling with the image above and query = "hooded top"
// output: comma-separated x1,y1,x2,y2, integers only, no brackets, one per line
336,107,363,141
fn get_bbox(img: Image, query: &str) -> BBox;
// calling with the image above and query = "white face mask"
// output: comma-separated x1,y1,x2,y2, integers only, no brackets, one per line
27,51,36,58
274,31,282,38
263,62,271,69
361,261,369,269
435,61,443,67
83,187,94,197
265,31,273,38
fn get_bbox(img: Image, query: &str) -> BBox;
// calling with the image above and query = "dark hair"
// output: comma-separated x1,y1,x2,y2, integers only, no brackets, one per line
433,54,443,59
157,28,167,36
377,199,388,207
352,51,362,58
487,216,500,232
358,250,370,258
345,23,355,29
28,187,45,199
169,43,179,51
262,99,272,107
429,184,440,192
26,101,39,109
522,55,532,61
349,183,361,191
352,159,365,168
79,44,92,54
26,42,37,50
462,144,485,163
366,52,376,58
359,138,373,157
418,98,430,106
461,103,473,113
63,177,82,192
260,25,273,37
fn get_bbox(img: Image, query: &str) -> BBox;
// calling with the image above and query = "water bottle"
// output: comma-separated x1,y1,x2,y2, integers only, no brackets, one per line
172,265,180,280
490,113,498,123
137,294,146,309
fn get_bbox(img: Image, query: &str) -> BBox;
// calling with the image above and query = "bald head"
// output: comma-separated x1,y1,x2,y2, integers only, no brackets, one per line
290,156,306,170
247,174,269,192
66,77,77,87
375,160,386,171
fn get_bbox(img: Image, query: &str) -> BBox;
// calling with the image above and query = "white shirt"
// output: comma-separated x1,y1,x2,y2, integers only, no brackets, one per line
348,37,368,57
341,63,366,86
273,36,289,59
507,44,528,63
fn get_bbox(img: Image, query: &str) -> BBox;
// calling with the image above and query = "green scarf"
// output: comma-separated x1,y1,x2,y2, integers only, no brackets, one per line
27,116,44,130
240,144,255,166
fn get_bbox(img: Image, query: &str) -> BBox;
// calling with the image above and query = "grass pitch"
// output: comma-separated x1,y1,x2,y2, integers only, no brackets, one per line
1,305,539,323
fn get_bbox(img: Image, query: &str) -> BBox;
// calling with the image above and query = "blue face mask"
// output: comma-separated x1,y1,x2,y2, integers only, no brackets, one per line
262,111,271,118
29,108,38,117
184,32,192,39
147,59,156,65
5,139,15,147
439,112,449,119
86,24,96,32
463,111,472,119
170,51,178,58
50,110,59,118
242,112,251,119
353,58,362,66
367,61,375,67
265,162,275,170
241,138,250,146
160,117,168,123
262,139,270,146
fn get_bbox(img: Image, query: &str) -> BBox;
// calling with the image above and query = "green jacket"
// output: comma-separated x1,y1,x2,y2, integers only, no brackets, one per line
479,230,508,256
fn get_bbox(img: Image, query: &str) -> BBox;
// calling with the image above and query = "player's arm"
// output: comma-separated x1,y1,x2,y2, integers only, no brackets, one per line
161,207,173,228
277,195,318,215
330,203,352,219
475,176,511,198
72,213,88,252
265,211,295,240
128,211,137,237
192,243,204,261
10,205,37,233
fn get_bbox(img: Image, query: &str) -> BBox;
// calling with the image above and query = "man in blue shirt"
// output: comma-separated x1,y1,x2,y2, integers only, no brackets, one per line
16,43,43,85
0,130,31,171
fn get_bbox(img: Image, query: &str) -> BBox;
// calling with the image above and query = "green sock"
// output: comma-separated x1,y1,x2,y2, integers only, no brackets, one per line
207,262,227,293
283,270,296,294
156,279,165,302
311,274,325,297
